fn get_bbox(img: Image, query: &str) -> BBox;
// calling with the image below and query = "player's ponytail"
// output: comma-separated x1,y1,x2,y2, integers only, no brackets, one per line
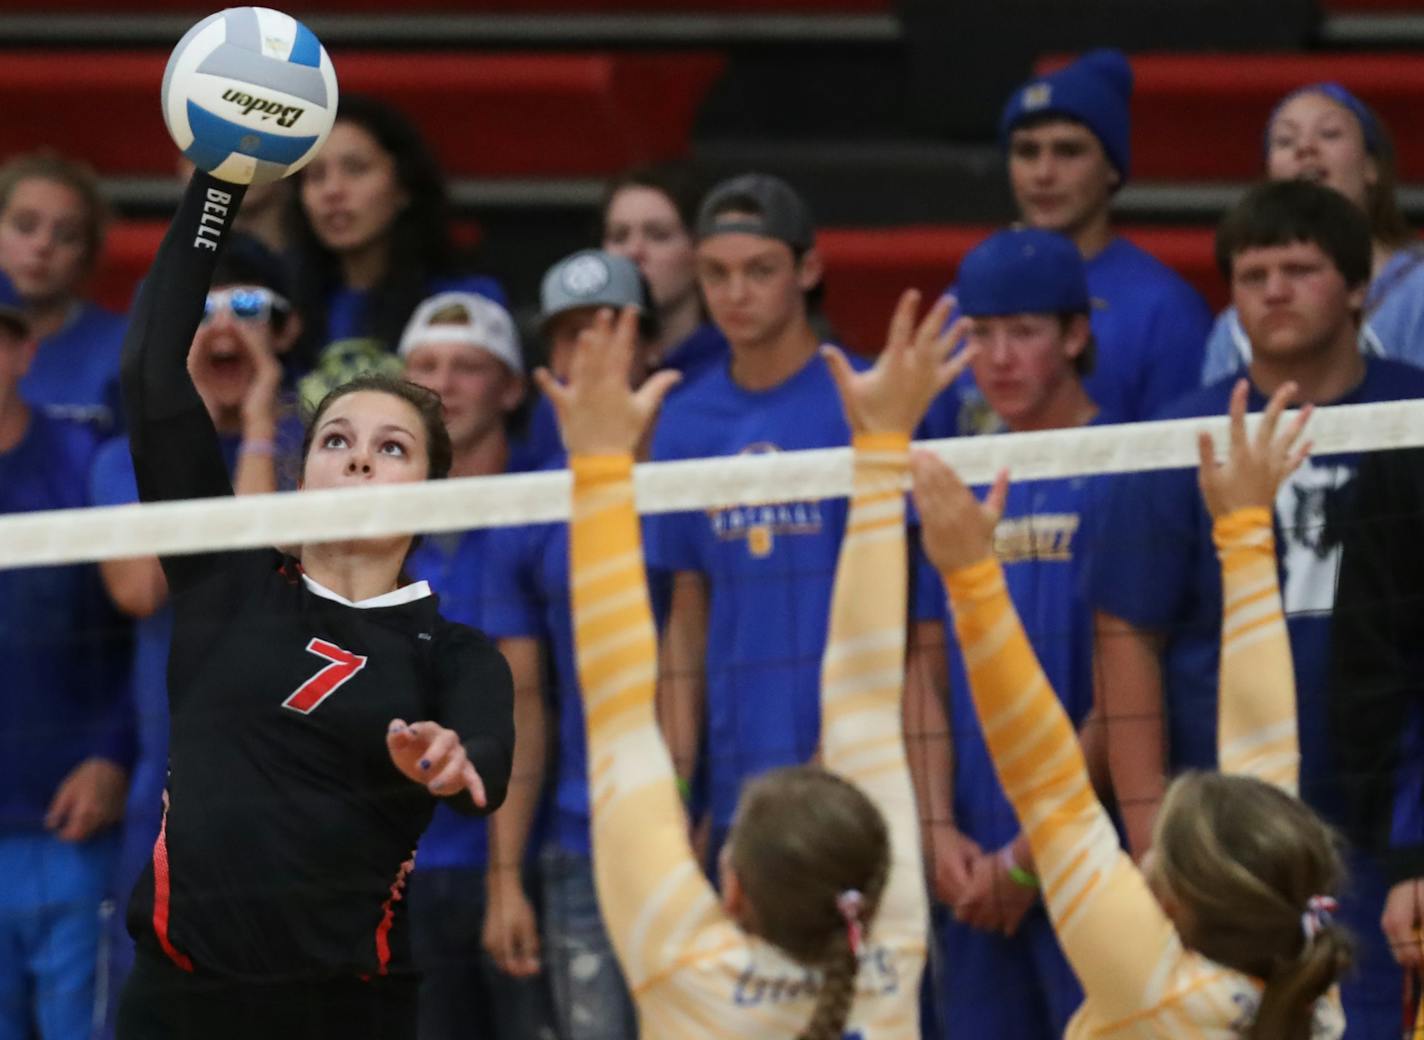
1152,772,1353,1040
728,767,890,1040
1250,921,1353,1039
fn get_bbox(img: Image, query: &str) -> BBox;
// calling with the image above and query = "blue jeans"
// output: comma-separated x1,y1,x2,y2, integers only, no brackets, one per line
540,849,637,1040
405,867,557,1040
0,830,117,1040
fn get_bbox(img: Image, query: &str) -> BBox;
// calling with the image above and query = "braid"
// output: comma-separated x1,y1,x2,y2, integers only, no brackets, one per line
796,844,891,1040
797,945,858,1040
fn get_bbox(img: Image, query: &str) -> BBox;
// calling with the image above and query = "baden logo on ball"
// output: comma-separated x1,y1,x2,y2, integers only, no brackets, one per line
162,6,339,186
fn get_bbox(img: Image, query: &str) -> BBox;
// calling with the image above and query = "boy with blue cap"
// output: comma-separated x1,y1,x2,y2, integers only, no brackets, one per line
926,49,1211,436
910,227,1106,1039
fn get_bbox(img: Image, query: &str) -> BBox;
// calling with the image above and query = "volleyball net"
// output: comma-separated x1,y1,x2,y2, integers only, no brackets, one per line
6,398,1424,1037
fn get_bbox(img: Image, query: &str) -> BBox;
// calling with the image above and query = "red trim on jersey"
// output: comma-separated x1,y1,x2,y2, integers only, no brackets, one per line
151,803,194,972
373,857,415,975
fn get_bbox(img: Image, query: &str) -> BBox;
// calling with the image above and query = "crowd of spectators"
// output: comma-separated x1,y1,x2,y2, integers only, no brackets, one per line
3,51,1422,1040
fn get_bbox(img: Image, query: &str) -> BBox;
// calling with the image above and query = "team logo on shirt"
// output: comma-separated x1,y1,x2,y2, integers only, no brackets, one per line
994,513,1080,564
1276,461,1353,615
709,443,825,558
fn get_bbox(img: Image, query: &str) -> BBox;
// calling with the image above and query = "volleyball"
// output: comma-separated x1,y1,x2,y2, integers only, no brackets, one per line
161,7,338,186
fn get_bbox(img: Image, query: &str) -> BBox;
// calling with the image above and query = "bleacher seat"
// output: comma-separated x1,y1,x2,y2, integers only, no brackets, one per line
817,225,1222,353
1041,53,1424,182
3,51,722,178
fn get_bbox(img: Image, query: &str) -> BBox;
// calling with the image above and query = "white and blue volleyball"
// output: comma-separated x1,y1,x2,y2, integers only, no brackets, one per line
162,7,338,185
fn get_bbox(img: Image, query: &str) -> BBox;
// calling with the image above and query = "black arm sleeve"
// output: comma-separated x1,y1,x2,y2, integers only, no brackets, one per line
433,624,515,817
1331,447,1424,883
120,172,248,594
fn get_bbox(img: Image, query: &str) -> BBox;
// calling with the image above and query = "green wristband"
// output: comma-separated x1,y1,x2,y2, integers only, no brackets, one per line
676,776,692,802
1007,865,1040,890
999,846,1039,889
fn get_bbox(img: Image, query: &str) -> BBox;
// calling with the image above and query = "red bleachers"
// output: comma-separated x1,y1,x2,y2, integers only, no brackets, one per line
1040,53,1424,182
96,222,1222,352
818,225,1222,352
3,51,722,178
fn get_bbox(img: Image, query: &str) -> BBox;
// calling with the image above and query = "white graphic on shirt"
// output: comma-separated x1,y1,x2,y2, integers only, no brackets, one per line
1275,461,1353,616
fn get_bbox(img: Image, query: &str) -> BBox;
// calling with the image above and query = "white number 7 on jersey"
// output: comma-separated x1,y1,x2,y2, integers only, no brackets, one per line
283,638,368,715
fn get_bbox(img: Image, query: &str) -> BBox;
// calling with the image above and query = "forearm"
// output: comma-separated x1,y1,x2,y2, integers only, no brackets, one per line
231,419,279,497
905,621,955,840
1094,612,1168,856
100,557,169,618
487,638,548,882
1215,508,1298,792
657,572,707,785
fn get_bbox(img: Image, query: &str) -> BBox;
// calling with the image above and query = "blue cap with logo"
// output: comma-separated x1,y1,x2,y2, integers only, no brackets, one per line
999,48,1134,182
956,227,1091,317
0,270,28,337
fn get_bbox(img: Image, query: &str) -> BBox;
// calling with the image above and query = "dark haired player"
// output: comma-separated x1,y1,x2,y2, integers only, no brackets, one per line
113,170,514,1040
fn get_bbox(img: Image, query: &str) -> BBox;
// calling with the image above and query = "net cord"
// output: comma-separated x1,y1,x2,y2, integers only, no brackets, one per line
3,398,1420,570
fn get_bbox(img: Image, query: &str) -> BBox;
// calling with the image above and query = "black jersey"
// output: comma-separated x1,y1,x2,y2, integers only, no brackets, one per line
120,173,514,981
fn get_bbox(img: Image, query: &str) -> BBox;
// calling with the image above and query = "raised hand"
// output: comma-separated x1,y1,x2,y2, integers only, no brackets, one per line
533,306,681,458
910,451,1010,575
386,719,487,806
1197,379,1313,519
823,290,976,437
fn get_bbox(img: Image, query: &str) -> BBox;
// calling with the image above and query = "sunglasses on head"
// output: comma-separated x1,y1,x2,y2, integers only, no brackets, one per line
202,287,290,325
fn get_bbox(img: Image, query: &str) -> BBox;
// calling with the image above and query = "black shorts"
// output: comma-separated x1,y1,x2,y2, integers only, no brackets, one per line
116,950,418,1040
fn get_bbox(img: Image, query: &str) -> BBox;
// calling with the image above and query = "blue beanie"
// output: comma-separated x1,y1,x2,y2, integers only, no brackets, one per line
1265,82,1383,157
999,49,1134,182
957,227,1090,318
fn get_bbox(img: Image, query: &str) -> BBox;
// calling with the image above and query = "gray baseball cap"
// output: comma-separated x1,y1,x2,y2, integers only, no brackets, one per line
539,249,649,331
695,172,815,252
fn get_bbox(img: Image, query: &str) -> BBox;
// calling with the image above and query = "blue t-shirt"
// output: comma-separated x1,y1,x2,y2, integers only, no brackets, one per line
481,454,666,856
647,349,865,829
923,237,1213,437
1,411,133,831
915,447,1105,847
1089,358,1424,823
20,301,128,435
404,529,501,872
1202,246,1424,384
325,274,507,346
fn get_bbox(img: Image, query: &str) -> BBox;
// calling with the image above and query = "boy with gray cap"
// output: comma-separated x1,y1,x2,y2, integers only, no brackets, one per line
649,172,871,869
925,49,1211,435
480,248,657,1040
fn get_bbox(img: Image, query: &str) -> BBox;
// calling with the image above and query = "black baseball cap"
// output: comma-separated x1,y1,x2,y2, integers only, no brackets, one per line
695,173,815,252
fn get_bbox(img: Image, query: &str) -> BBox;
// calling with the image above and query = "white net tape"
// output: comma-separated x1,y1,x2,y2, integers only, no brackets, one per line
3,398,1423,570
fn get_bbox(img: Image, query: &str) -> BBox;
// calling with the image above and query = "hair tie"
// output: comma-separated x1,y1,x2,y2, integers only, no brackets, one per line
836,889,864,956
1301,894,1339,943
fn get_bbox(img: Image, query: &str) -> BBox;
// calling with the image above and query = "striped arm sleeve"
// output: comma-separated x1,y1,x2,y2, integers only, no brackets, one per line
944,556,1182,1025
820,433,927,945
570,455,726,995
1214,507,1299,794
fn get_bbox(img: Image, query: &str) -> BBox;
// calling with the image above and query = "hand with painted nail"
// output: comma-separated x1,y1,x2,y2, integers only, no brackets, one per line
386,719,487,806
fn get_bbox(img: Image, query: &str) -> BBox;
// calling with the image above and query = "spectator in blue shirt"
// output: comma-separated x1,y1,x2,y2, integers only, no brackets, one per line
1203,83,1424,382
1,153,128,434
481,250,659,1040
649,173,867,867
289,95,505,368
0,268,134,1040
1091,178,1424,1036
397,290,556,1040
908,228,1105,1040
90,237,301,1038
925,50,1211,436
